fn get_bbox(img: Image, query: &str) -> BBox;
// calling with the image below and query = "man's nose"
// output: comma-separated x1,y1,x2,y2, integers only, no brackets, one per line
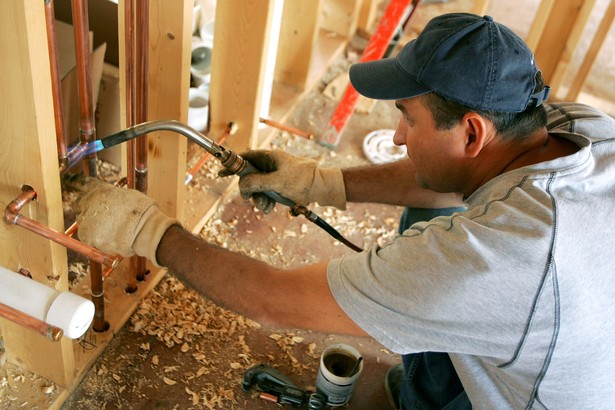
393,118,406,146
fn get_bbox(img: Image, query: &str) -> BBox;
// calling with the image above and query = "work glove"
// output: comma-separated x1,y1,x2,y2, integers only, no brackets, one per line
221,150,346,213
74,178,179,267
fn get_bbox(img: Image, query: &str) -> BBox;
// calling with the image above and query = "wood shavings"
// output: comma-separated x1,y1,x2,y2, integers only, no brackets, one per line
163,377,177,386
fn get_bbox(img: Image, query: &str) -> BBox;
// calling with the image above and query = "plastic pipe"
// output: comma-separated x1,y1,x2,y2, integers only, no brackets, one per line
0,266,95,339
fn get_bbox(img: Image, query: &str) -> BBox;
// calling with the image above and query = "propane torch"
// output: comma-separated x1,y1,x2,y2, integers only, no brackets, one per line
71,120,363,253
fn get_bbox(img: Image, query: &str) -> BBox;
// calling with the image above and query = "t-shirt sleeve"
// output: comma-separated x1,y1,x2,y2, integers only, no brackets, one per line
327,208,552,356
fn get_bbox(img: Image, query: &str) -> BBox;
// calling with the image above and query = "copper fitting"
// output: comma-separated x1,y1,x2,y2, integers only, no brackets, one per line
4,186,121,269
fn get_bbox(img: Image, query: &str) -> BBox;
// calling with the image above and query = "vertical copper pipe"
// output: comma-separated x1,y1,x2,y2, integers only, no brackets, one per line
135,0,149,195
71,0,106,332
116,2,154,289
71,0,97,177
45,0,69,171
124,0,139,292
124,0,136,190
134,0,149,280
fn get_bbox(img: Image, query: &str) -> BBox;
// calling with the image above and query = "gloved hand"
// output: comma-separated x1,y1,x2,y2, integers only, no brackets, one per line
74,178,179,267
221,150,346,213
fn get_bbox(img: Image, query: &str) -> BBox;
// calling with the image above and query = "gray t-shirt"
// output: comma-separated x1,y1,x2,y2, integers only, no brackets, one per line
328,103,615,409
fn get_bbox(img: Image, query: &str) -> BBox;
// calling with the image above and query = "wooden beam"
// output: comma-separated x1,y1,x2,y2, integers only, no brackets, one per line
532,0,595,95
275,0,322,91
0,1,75,387
145,0,192,220
526,0,556,51
358,0,379,33
209,0,275,151
566,0,615,101
320,0,363,38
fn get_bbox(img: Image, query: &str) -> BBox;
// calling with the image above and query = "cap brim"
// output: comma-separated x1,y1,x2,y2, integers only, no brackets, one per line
349,57,431,100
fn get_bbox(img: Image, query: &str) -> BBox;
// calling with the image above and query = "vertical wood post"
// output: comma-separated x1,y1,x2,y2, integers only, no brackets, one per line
209,0,275,151
0,1,75,387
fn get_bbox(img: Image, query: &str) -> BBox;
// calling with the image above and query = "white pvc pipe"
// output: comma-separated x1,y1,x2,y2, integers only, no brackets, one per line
0,265,94,339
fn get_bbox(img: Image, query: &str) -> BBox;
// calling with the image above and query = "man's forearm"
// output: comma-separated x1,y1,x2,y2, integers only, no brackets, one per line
156,225,367,337
342,158,464,208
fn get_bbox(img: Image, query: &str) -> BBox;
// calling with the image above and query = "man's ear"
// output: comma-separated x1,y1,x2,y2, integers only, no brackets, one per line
461,112,491,158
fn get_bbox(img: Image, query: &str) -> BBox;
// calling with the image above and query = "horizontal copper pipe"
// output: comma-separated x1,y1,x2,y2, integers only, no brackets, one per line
4,186,121,269
0,302,63,342
259,117,313,139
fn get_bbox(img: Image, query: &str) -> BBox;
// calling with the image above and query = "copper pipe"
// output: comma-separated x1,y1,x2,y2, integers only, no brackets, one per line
0,302,63,342
3,186,121,269
127,0,150,284
259,117,313,139
124,0,140,291
45,0,69,171
125,0,136,190
185,122,237,185
135,0,149,193
71,0,97,177
72,0,108,330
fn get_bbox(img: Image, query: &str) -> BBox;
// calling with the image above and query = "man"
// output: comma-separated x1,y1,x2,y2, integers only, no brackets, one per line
75,13,615,409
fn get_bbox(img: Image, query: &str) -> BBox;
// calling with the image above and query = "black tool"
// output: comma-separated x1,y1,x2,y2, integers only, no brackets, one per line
243,364,326,409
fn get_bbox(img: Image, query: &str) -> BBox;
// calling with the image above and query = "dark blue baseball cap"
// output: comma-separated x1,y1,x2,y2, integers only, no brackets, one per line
349,13,550,112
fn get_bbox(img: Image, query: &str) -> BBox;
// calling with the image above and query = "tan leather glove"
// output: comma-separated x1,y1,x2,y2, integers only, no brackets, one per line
231,150,346,213
74,178,179,267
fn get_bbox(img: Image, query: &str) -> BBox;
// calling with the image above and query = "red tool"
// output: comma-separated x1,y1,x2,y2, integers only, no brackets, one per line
318,0,421,149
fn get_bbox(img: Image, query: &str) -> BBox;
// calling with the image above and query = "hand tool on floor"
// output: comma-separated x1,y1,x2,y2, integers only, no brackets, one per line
243,364,326,409
76,120,364,252
318,0,421,149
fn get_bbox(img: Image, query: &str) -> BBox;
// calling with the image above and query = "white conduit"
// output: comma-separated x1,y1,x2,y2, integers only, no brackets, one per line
0,265,94,339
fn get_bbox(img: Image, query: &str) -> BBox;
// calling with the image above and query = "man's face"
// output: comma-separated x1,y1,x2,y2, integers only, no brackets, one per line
393,97,466,193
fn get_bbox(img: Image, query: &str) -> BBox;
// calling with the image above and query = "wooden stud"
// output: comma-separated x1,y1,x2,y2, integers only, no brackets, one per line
532,0,595,96
143,0,192,220
208,0,275,151
0,1,75,387
566,0,615,101
526,0,556,51
275,0,322,90
320,0,363,38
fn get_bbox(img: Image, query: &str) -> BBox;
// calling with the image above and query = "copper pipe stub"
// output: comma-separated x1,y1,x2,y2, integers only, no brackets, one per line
0,302,64,342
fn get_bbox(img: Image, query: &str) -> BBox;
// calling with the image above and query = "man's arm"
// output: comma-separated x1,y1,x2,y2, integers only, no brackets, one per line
343,158,464,208
157,225,368,337
236,151,463,211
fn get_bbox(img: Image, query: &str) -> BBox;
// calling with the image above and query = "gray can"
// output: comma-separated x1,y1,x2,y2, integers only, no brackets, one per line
315,343,363,406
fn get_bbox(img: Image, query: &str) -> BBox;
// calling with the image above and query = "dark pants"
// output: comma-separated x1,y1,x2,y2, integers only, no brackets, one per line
398,207,471,410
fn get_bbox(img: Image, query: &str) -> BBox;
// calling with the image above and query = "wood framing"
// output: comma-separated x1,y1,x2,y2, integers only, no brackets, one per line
0,2,74,387
208,0,275,152
566,0,615,101
275,0,323,91
531,0,595,96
